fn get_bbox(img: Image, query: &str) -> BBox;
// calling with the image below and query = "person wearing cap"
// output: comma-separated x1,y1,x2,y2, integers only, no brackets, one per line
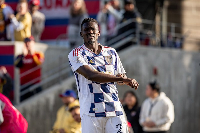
9,0,32,41
51,90,81,133
15,36,44,101
140,81,175,133
29,0,45,42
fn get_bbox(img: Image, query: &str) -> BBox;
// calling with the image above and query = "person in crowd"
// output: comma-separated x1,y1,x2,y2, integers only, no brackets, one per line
69,100,81,133
0,66,13,100
29,0,45,42
9,0,32,41
123,91,143,133
0,0,13,41
97,0,122,44
67,0,88,48
0,93,28,133
51,90,81,133
119,0,142,40
15,36,44,101
140,81,175,133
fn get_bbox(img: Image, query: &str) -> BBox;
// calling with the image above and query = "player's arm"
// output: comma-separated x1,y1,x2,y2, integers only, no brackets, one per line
76,65,123,83
76,65,138,89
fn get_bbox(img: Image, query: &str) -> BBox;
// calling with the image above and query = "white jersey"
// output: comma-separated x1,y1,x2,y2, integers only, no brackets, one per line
68,44,126,117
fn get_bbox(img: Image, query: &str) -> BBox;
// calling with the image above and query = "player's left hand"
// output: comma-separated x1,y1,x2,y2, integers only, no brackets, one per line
129,79,139,90
122,78,139,90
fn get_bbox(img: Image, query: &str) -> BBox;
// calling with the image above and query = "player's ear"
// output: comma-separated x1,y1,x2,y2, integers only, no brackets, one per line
98,30,100,36
80,32,83,37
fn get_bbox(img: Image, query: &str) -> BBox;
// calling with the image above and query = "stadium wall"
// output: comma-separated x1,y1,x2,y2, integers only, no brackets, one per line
16,46,200,133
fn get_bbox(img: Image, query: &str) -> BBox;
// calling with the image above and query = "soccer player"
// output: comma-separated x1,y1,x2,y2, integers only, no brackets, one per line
68,18,139,133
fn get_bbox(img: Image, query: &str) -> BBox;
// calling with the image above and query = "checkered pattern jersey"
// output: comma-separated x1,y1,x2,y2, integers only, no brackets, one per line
68,44,126,117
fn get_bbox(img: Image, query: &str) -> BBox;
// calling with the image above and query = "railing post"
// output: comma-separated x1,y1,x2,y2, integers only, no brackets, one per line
14,68,20,105
171,23,175,37
136,20,140,45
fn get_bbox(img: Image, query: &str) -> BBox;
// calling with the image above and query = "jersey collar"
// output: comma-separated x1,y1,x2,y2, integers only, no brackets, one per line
82,44,105,54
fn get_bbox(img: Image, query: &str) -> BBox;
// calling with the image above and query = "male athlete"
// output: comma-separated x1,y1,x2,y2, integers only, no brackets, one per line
68,18,139,133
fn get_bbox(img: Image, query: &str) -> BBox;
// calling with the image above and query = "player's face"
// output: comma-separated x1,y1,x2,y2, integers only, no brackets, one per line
71,108,81,123
62,96,75,106
81,22,100,45
146,85,154,97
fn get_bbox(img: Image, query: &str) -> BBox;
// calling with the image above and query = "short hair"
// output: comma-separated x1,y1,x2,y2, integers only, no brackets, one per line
149,81,160,93
81,18,99,30
69,106,80,112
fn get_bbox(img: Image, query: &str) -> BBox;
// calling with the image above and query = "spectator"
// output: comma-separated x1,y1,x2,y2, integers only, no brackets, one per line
69,100,81,133
51,90,81,133
9,0,32,41
123,91,143,133
68,0,88,48
0,66,13,100
0,93,28,133
119,0,142,39
140,81,175,133
29,0,45,42
15,36,44,101
97,0,122,44
0,0,14,41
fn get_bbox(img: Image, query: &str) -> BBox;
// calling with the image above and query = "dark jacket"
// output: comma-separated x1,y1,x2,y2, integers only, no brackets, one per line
119,10,141,36
0,73,13,100
123,105,143,133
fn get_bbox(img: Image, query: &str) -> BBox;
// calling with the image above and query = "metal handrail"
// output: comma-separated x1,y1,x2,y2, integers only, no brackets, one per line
107,30,136,46
20,67,71,96
20,63,69,90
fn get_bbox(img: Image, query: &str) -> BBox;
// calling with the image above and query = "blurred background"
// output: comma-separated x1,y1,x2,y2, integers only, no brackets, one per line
0,0,200,133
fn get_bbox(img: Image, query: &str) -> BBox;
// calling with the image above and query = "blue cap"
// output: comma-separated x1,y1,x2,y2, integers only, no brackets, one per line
59,90,77,99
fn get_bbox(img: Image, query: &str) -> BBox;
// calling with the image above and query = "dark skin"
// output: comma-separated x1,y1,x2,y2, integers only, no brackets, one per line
77,21,139,89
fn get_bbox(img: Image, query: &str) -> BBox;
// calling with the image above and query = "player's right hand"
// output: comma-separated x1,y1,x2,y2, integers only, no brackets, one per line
122,78,139,90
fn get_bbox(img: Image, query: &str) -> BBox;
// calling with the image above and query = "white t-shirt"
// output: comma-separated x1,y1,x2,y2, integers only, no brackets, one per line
139,92,175,131
68,44,125,117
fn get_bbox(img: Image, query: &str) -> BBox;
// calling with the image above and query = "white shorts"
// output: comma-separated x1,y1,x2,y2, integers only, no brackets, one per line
81,114,129,133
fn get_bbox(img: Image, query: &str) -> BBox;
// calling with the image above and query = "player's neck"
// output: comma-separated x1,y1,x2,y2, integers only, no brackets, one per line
84,41,101,54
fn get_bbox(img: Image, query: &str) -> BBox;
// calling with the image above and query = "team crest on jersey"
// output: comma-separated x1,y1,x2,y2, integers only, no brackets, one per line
89,59,94,64
105,55,113,65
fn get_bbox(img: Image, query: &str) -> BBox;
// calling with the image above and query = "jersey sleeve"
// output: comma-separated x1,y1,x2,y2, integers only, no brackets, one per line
115,50,126,74
68,50,88,72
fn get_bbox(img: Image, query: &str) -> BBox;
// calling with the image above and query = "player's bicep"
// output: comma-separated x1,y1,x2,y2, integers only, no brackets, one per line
76,65,95,79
